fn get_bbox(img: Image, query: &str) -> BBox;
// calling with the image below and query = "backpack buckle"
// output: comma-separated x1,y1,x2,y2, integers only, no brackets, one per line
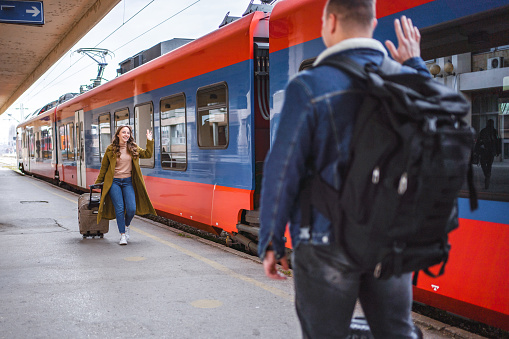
398,173,408,195
372,166,380,184
425,116,438,133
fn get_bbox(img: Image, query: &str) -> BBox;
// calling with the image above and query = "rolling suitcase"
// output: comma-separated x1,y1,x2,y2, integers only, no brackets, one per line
79,183,109,238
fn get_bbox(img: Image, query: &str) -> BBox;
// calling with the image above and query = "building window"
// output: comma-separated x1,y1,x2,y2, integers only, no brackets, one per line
134,102,154,168
470,90,509,196
197,83,228,148
160,94,187,170
98,113,111,160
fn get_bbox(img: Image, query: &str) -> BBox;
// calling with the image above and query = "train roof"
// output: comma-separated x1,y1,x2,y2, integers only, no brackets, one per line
271,0,509,60
17,106,55,128
269,0,437,54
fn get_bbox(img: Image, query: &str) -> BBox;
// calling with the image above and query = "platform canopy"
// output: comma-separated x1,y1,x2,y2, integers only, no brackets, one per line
0,0,121,116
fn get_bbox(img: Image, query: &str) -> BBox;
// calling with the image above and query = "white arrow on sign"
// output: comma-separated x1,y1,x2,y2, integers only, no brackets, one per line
26,6,40,17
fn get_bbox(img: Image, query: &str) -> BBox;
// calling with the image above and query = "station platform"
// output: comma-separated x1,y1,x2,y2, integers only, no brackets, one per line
0,161,487,339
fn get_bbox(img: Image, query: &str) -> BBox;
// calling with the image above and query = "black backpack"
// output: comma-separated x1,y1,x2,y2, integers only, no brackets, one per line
301,56,477,280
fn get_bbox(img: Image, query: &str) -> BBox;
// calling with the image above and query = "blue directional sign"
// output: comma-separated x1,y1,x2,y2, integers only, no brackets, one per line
0,1,44,25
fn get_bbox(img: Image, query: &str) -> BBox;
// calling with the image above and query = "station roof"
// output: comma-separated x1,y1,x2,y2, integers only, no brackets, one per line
0,0,121,116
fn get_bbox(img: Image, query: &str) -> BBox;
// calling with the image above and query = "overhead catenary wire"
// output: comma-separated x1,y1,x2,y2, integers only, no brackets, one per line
27,0,202,102
113,0,201,53
60,0,204,90
23,0,201,105
20,0,158,105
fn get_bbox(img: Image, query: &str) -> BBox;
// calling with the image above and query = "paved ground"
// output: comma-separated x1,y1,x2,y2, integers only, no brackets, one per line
0,160,486,339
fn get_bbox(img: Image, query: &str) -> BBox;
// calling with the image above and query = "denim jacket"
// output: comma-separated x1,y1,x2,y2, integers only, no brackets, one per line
258,38,430,260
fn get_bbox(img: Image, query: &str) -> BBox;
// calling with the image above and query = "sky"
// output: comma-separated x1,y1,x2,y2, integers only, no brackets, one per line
0,0,265,143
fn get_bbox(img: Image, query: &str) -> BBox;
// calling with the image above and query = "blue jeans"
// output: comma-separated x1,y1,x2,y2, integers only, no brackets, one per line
293,244,416,339
109,177,136,234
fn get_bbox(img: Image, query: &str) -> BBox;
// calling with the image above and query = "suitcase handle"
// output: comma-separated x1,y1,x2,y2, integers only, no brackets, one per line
88,183,104,209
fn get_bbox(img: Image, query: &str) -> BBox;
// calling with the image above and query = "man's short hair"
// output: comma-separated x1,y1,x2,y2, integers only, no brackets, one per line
326,0,375,30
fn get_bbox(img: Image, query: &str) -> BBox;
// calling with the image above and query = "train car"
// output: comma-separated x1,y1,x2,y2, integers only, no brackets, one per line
267,0,509,331
18,10,271,236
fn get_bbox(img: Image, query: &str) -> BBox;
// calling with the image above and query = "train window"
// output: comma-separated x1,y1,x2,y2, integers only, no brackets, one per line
29,129,34,158
18,129,24,160
39,130,45,159
66,123,75,160
114,108,129,130
41,125,52,160
196,83,228,148
59,125,66,160
160,94,187,170
49,128,53,154
134,102,154,168
299,58,317,72
98,113,112,160
35,132,41,160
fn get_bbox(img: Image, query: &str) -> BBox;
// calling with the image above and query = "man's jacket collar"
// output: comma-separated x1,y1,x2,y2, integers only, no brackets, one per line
314,38,388,66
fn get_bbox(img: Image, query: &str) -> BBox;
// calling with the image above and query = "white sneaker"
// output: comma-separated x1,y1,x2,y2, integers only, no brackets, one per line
125,226,130,241
119,234,127,245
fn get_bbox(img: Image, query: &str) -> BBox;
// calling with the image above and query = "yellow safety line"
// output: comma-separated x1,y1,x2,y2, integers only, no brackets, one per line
133,227,294,302
30,182,78,204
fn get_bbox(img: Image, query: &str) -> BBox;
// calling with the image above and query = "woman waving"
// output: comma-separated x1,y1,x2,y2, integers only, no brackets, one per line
95,126,156,245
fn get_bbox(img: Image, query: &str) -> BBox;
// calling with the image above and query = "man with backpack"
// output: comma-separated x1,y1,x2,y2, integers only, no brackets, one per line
258,0,437,337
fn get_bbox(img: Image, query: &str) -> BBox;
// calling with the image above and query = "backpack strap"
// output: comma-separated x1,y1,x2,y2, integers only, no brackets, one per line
300,171,341,237
412,271,419,286
423,259,448,278
317,55,369,80
379,57,403,75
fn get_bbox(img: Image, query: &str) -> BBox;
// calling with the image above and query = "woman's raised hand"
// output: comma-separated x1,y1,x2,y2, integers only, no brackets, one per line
146,129,153,141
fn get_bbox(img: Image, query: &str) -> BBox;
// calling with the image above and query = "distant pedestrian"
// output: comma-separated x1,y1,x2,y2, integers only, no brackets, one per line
476,119,500,189
258,0,430,337
95,125,156,245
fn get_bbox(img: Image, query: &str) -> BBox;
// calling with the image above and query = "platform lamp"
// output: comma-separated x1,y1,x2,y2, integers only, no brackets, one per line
444,60,455,76
429,64,441,78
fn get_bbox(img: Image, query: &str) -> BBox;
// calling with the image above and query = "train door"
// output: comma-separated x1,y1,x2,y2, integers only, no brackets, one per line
75,109,87,188
24,128,31,172
253,42,271,209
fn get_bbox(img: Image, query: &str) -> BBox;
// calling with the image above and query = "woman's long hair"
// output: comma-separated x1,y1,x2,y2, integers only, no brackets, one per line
112,125,139,159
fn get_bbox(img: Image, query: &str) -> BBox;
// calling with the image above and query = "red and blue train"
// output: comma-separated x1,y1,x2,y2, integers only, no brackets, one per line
16,0,509,331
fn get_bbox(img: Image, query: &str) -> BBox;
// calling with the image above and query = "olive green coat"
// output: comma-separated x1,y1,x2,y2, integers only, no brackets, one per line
94,139,157,223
